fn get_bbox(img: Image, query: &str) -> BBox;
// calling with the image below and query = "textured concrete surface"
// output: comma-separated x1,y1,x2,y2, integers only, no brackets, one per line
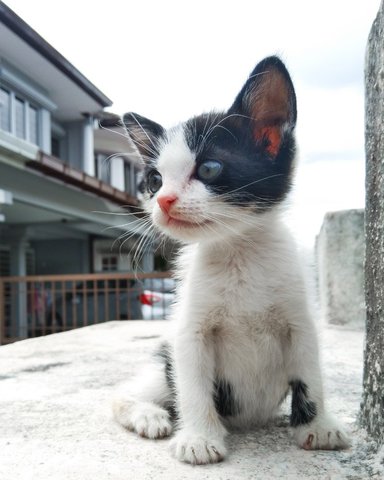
361,0,384,445
316,209,365,327
0,321,382,479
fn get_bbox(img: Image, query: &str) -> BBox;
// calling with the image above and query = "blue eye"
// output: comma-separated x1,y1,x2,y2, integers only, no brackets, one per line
197,160,223,182
147,170,162,194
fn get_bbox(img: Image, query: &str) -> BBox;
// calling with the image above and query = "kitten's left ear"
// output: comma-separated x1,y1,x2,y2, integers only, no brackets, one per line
229,56,297,157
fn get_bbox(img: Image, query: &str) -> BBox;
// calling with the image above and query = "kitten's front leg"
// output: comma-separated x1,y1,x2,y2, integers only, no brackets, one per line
170,327,227,465
287,320,350,450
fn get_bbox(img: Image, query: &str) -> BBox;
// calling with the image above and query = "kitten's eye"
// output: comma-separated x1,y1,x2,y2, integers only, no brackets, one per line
147,170,162,194
196,160,223,182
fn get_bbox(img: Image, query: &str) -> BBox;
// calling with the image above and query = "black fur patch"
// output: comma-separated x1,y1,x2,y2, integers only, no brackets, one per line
214,378,240,417
155,342,175,391
290,380,317,427
155,344,240,418
183,112,296,209
154,342,177,419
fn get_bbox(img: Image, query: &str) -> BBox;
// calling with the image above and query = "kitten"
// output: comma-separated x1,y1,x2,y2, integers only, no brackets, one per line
113,56,350,464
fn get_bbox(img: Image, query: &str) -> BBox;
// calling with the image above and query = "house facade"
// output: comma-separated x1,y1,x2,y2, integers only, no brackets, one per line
0,2,154,279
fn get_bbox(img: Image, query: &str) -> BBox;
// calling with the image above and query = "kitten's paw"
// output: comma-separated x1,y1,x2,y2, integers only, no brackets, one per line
294,415,351,451
170,431,227,465
114,401,172,439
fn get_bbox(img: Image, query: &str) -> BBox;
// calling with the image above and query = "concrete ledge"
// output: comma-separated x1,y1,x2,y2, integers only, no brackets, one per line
0,321,380,479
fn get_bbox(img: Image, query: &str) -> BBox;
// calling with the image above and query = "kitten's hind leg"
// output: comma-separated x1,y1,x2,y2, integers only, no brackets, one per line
113,354,174,439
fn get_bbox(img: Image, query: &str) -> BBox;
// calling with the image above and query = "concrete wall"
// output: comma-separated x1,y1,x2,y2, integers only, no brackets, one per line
361,0,384,445
316,209,365,327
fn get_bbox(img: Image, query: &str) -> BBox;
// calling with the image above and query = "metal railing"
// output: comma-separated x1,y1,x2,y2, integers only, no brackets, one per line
0,271,173,344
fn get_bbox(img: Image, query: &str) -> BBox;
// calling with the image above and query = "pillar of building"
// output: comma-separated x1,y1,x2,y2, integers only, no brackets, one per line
9,228,28,339
82,115,95,176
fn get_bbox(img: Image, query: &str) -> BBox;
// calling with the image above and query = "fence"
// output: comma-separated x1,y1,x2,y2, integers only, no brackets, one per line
0,271,173,344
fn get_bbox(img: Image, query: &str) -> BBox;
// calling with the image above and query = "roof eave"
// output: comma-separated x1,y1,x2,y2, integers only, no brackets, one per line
0,1,113,108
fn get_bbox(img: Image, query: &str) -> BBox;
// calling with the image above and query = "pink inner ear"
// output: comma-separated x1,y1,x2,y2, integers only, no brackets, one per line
254,126,281,157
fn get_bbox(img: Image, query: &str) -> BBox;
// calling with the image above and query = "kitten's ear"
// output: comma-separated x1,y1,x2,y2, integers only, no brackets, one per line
229,56,297,158
122,112,165,162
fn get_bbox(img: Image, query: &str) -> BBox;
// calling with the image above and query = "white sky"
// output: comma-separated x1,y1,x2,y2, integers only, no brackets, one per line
3,0,381,247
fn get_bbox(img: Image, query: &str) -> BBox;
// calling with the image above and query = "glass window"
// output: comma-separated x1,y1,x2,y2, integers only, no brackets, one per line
101,255,118,272
29,105,38,145
124,162,138,196
125,162,131,194
0,88,10,132
0,88,40,146
15,97,25,139
51,136,61,158
96,154,111,184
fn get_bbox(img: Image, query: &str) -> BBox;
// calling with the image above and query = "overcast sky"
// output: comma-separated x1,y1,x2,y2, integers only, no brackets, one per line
3,0,381,246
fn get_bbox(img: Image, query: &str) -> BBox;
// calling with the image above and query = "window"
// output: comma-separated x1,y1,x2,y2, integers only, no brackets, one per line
15,97,25,139
124,162,139,196
101,255,118,272
0,88,10,132
0,87,40,146
29,105,38,145
51,137,61,158
96,154,111,184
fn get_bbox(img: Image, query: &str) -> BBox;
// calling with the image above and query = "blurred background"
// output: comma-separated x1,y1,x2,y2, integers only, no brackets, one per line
0,0,378,341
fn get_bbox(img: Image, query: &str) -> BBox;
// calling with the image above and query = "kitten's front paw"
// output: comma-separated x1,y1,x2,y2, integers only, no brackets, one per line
294,415,351,450
170,431,227,465
114,401,172,439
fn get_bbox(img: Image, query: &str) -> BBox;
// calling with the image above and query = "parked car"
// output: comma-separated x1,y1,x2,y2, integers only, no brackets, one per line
140,278,176,320
45,279,143,331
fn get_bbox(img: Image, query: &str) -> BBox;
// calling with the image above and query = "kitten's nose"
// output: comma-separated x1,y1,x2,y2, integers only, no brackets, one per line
157,194,178,214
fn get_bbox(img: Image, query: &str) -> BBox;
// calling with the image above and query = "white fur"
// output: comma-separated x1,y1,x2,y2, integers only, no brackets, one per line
113,129,350,464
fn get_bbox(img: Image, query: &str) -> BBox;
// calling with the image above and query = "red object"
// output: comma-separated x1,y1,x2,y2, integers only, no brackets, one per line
140,292,161,306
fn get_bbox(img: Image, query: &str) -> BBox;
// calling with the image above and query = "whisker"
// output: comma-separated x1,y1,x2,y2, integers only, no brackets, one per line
214,173,284,199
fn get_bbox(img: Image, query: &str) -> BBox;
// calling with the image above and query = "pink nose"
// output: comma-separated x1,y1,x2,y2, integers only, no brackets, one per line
157,194,178,214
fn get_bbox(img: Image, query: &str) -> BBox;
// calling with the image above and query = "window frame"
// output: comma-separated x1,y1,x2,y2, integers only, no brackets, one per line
0,87,11,133
0,85,40,146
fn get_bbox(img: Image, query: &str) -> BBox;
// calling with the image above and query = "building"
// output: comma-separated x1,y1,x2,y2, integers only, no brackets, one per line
0,1,154,279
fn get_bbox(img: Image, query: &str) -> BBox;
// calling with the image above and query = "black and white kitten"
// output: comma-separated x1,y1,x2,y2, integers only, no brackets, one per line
113,56,350,464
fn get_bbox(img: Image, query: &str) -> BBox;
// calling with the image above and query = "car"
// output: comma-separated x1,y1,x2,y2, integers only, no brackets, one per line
140,278,176,320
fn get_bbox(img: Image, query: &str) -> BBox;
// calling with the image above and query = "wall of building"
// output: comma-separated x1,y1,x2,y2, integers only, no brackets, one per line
32,239,90,275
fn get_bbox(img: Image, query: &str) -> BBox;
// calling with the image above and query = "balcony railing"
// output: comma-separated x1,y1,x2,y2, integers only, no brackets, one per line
0,272,173,344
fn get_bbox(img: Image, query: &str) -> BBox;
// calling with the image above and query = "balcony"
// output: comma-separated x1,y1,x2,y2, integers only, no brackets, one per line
26,152,139,207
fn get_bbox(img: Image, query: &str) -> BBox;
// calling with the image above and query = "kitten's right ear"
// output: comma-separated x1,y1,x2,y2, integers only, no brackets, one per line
122,112,165,162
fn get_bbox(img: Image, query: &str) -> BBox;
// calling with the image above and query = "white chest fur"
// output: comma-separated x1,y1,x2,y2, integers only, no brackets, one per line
171,219,304,425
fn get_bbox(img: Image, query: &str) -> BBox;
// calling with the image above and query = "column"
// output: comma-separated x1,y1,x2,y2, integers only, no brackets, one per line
82,115,95,176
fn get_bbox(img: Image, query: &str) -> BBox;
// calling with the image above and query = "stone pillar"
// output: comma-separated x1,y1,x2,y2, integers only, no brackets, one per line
316,209,365,327
361,0,384,445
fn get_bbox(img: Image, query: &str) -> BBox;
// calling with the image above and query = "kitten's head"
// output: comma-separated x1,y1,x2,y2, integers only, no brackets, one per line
124,56,297,243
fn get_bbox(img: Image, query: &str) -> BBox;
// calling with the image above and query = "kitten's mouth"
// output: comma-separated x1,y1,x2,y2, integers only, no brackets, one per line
165,214,212,229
